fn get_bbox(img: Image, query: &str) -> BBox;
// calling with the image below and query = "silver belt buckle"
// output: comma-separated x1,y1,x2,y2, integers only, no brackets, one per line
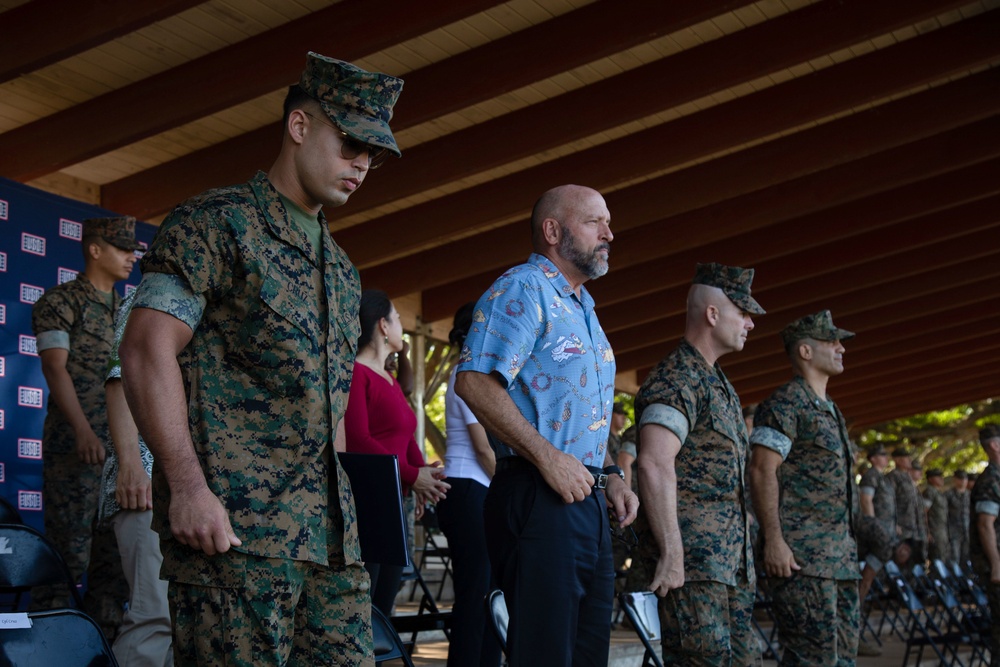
593,473,608,490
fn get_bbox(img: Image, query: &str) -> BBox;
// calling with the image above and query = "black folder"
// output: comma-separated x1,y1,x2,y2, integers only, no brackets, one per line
337,452,411,567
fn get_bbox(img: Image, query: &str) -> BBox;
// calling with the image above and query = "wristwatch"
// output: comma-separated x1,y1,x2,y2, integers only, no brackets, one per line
603,465,625,481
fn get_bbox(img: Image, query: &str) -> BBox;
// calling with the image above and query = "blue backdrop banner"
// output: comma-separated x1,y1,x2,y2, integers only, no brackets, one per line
0,177,156,533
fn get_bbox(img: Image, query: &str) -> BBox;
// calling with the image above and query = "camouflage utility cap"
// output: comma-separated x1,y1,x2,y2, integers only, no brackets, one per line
83,216,142,251
980,424,1000,442
692,262,765,315
892,447,912,458
911,460,923,472
926,468,943,478
780,310,855,349
299,52,403,157
868,444,888,457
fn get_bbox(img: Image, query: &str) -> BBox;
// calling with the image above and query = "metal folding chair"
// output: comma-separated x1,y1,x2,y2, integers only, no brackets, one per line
620,591,664,667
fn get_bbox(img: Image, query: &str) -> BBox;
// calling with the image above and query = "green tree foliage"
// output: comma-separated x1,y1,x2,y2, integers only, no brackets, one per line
856,398,1000,476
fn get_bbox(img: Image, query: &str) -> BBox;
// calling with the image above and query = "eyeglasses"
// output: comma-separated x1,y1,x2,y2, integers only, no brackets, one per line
303,112,389,169
608,508,639,549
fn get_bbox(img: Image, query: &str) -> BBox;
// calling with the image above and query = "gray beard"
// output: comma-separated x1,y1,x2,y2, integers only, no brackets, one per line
559,229,609,280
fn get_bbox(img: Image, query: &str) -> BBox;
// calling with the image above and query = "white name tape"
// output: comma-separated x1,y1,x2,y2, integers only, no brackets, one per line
0,613,31,629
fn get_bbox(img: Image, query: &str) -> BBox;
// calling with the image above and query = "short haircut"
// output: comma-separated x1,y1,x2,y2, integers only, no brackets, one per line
980,423,1000,444
282,84,318,129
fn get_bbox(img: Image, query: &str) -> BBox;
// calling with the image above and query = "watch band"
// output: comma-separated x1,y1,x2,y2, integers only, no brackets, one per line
603,465,625,481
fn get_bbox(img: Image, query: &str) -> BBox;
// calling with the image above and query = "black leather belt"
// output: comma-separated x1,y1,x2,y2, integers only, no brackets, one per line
495,457,608,491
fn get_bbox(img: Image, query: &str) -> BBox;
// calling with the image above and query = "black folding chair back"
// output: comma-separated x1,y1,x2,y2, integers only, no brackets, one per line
373,605,416,666
620,591,664,667
0,607,118,666
895,576,967,667
0,523,84,611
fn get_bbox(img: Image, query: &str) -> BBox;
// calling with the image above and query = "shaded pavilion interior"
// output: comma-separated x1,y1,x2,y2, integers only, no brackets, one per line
2,0,998,431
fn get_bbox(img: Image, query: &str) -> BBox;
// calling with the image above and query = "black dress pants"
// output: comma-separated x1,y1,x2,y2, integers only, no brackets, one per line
436,477,502,667
484,461,613,667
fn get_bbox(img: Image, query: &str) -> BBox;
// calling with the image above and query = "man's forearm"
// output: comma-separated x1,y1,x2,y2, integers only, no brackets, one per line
106,379,142,467
750,456,782,541
120,310,205,495
455,371,552,467
40,356,91,435
640,460,682,560
978,514,1000,572
859,493,875,517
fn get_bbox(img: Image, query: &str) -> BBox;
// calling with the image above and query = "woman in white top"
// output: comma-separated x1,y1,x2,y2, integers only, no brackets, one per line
435,302,502,667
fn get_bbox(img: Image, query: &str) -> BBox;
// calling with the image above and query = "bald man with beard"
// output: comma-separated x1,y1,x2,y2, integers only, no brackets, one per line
634,263,765,667
457,185,638,667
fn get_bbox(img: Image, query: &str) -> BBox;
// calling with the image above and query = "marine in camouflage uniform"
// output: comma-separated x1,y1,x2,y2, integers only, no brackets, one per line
968,425,1000,666
858,445,896,541
31,216,138,636
750,311,859,666
887,449,926,565
923,469,950,563
635,263,764,667
120,53,403,666
945,471,970,564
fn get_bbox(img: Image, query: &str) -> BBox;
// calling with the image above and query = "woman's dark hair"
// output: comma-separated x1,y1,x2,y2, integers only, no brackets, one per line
358,289,393,349
449,301,476,347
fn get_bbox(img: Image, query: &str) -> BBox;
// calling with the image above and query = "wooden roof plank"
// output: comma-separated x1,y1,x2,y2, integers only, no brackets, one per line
100,0,979,220
0,0,507,180
0,0,205,85
366,74,1000,298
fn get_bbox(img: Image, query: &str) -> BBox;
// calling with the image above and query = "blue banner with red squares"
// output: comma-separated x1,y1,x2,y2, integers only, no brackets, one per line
0,177,155,533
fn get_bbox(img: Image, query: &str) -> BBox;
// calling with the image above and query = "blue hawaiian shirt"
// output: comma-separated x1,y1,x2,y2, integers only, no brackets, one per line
458,253,616,466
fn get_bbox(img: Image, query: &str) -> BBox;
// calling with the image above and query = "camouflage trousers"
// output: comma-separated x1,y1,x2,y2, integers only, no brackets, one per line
949,535,969,566
33,447,127,635
169,552,373,667
659,576,762,667
770,574,859,666
928,530,951,563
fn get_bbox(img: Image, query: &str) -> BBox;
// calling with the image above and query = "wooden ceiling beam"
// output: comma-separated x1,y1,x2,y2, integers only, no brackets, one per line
424,159,1000,321
845,382,1000,429
387,79,1000,303
600,195,1000,339
345,12,1000,269
0,0,505,181
833,366,1000,418
0,0,204,85
614,259,1000,372
733,318,1000,397
728,301,1000,381
98,0,751,218
99,0,984,221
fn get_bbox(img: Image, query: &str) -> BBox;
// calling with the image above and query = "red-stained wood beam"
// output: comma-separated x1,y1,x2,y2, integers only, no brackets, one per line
728,302,1000,384
366,72,1000,299
599,195,1000,338
97,0,752,218
101,0,982,221
0,0,204,85
846,381,1000,429
424,158,1000,322
833,366,1000,419
728,279,1000,374
0,0,506,181
613,258,1000,373
732,317,1000,398
344,14,1000,269
749,345,1000,416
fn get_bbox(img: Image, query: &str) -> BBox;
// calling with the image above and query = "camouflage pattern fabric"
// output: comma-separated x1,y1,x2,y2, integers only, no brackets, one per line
32,274,121,454
135,170,362,578
751,376,860,580
887,468,923,542
769,575,859,666
31,274,127,631
923,485,950,562
859,467,896,539
855,515,894,569
634,339,755,588
969,462,1000,665
658,574,762,667
945,487,970,564
607,430,622,461
168,547,372,666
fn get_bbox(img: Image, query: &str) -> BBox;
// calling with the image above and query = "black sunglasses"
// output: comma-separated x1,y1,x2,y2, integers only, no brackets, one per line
303,112,390,169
